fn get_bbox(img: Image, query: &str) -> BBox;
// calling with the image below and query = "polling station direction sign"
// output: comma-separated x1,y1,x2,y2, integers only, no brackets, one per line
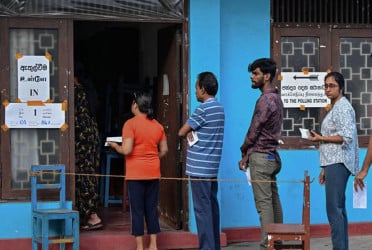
280,72,330,108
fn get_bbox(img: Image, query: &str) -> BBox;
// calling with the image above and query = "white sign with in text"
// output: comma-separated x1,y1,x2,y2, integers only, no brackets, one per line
17,55,50,102
280,72,330,108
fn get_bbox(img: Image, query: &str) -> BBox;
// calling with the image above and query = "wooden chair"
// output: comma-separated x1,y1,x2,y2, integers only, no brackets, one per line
265,171,310,250
31,164,79,250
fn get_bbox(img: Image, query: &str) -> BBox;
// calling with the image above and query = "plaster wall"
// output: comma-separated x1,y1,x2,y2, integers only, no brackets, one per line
188,0,372,233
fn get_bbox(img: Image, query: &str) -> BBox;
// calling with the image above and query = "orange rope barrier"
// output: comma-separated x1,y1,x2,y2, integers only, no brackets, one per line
33,170,313,184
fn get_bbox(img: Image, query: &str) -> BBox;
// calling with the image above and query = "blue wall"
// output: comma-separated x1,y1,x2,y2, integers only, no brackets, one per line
0,202,32,238
218,0,271,228
0,201,72,239
188,0,221,232
188,0,372,233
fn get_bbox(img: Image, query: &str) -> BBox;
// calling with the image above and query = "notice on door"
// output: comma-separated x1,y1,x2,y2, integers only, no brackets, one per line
280,72,330,108
17,54,50,102
5,102,65,128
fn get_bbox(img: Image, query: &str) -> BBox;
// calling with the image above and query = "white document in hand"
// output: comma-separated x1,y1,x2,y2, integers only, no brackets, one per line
187,131,199,147
104,136,122,146
353,183,367,209
245,167,251,186
299,128,311,139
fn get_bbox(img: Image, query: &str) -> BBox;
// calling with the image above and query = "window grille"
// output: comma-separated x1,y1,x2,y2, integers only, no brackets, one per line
272,0,372,24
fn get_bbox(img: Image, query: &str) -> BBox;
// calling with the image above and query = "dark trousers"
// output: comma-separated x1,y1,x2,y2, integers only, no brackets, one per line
190,177,221,250
127,179,160,236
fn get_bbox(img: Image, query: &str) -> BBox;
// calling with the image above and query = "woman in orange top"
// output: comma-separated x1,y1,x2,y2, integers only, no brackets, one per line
109,92,168,250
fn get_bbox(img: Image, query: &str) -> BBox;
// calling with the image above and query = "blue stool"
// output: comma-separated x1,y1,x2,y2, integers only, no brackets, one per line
103,151,127,209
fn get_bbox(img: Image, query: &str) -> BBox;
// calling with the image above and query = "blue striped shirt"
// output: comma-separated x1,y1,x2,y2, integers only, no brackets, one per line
185,98,225,177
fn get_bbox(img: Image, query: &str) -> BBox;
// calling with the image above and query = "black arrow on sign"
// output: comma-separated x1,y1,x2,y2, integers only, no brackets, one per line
293,75,319,81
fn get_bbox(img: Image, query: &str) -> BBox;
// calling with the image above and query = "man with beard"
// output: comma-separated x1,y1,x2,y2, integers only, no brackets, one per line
238,58,284,250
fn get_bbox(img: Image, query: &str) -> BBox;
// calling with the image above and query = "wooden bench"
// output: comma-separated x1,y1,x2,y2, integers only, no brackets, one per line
265,171,310,250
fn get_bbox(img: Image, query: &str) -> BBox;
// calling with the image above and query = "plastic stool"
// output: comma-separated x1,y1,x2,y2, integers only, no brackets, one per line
104,151,125,208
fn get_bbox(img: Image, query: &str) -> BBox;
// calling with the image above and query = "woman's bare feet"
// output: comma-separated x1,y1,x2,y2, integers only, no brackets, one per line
87,212,101,225
81,212,103,230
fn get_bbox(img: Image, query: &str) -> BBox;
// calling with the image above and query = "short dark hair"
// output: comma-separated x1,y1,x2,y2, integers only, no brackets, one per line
248,58,277,83
197,71,218,96
133,92,154,120
324,71,345,95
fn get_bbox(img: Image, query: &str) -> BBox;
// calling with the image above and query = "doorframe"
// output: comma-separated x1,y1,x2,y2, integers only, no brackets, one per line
0,3,190,229
180,0,190,231
0,17,75,200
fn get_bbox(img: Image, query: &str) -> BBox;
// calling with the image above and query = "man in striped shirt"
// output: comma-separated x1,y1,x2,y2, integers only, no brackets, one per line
179,71,225,250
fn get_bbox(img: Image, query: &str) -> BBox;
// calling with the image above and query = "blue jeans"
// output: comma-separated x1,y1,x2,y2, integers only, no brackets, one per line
324,163,351,250
190,178,221,250
249,152,283,250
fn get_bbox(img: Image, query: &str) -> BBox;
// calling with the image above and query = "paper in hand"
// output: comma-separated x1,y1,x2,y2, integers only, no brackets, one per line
353,183,367,209
245,167,251,186
105,136,122,146
187,131,199,147
299,128,312,139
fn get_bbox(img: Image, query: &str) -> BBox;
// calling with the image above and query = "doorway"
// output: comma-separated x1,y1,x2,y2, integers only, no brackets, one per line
73,21,185,229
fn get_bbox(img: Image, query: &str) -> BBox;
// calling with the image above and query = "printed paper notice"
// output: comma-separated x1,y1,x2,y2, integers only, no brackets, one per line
280,72,330,108
5,102,65,128
17,55,50,102
353,183,367,209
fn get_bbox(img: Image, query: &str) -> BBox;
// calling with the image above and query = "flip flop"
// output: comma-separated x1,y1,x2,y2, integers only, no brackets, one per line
81,222,103,230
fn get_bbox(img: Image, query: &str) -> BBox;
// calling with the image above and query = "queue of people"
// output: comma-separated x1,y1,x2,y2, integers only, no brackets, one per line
237,60,369,250
73,58,372,250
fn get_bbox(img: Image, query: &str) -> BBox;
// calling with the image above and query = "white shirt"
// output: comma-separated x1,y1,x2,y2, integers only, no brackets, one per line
319,97,359,175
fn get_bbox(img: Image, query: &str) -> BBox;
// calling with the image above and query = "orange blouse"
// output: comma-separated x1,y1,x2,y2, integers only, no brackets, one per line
122,114,166,180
